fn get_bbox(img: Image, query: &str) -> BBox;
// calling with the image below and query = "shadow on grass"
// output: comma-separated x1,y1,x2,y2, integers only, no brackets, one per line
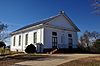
0,54,49,61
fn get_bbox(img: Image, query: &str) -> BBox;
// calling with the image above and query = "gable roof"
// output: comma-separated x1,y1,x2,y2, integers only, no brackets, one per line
11,11,80,34
12,14,60,33
62,12,80,31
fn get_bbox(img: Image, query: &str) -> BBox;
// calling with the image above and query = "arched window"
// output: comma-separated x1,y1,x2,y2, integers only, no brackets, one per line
68,34,72,37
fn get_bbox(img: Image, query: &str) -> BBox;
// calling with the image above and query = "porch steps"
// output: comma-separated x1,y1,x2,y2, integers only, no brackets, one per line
49,49,58,54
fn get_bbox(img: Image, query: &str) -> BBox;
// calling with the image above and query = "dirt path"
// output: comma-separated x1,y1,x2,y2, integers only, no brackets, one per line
14,54,100,66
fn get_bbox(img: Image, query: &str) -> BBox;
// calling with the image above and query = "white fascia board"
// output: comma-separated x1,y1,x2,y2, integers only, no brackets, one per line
11,24,44,35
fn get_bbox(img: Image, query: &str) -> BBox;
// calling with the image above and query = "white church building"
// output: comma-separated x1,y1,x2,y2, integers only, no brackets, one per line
10,11,80,53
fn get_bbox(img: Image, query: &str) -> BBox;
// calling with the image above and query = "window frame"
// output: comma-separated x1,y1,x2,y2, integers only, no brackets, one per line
52,32,57,36
68,38,73,48
52,32,57,48
13,36,16,46
61,34,64,43
68,34,72,37
34,32,37,43
19,35,21,46
25,34,28,45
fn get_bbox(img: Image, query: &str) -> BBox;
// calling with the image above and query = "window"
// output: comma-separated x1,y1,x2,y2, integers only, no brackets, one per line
34,32,37,43
52,37,57,48
68,38,73,48
52,32,57,36
13,37,15,46
52,32,57,48
19,35,21,46
68,34,72,37
61,34,64,43
25,34,28,45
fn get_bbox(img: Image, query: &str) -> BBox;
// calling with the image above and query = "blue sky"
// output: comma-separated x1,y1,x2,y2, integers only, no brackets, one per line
0,0,100,35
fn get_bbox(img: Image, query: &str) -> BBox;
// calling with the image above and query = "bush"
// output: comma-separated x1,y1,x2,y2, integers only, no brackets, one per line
25,44,36,53
0,41,6,48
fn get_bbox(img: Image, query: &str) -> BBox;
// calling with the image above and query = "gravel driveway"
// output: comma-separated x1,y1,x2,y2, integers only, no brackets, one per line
14,54,100,66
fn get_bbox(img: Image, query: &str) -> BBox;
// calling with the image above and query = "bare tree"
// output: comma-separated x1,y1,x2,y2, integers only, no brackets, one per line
90,31,100,39
0,22,9,55
79,31,90,48
79,31,100,48
91,0,100,15
0,22,9,42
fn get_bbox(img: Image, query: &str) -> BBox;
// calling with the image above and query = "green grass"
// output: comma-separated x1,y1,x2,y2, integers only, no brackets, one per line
58,56,100,66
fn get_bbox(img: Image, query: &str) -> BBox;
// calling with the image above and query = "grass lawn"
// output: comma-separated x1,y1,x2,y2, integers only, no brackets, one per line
58,56,100,66
0,53,49,66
